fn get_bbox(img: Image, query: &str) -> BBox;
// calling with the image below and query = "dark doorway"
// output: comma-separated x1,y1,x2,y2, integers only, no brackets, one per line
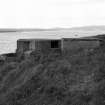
51,40,59,48
24,41,30,51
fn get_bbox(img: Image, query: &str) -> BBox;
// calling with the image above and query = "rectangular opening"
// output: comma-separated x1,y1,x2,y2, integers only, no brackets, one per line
23,41,30,51
51,40,59,48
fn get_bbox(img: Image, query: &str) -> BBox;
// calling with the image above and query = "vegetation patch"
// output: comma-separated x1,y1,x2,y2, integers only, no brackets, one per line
0,48,104,105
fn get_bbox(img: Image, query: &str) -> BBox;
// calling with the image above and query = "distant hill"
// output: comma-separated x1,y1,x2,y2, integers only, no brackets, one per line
67,25,105,31
0,25,105,32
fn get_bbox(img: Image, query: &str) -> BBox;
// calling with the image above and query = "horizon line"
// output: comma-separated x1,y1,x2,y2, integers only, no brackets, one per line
0,25,105,32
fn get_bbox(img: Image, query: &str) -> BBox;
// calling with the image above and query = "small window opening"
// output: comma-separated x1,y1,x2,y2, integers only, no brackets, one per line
51,40,59,48
24,41,30,51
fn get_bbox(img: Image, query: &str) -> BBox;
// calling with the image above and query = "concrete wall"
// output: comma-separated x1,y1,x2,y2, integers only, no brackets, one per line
17,41,24,53
35,40,61,53
17,40,30,53
30,40,36,50
62,38,100,54
16,39,61,54
17,38,101,55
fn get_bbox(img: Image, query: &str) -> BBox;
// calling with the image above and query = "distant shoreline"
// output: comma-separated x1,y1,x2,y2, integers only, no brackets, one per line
0,25,105,33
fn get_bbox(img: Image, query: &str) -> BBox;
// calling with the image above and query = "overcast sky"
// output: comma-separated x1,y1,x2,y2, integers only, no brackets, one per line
0,0,105,28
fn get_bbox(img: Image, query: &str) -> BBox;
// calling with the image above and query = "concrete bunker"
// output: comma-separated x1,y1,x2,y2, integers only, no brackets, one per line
16,37,104,56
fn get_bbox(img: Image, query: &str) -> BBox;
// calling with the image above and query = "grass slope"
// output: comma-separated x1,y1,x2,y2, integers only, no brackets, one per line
0,48,105,105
